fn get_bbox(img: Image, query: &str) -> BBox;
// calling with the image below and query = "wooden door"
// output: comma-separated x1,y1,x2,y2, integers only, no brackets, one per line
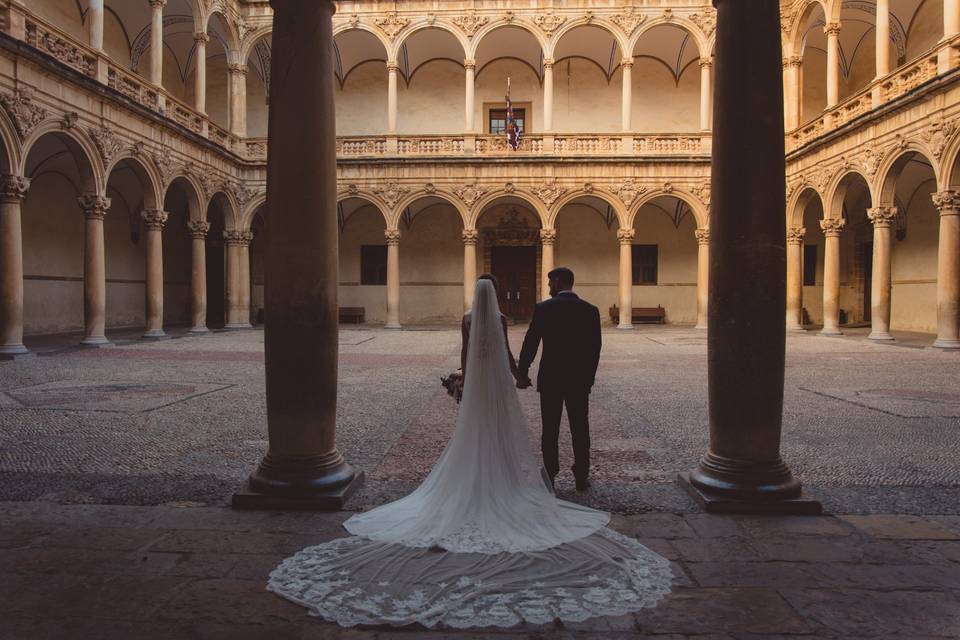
490,246,537,321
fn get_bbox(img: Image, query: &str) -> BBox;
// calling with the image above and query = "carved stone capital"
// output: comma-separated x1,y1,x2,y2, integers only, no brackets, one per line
463,59,476,70
384,229,401,245
782,55,803,68
141,209,168,230
223,229,250,246
823,22,842,36
386,60,400,72
819,217,846,236
149,0,167,9
932,191,960,215
786,227,806,244
0,175,30,203
868,206,897,228
617,228,635,244
699,57,714,69
621,57,634,70
539,229,557,245
228,63,248,76
462,229,478,245
542,58,555,69
194,32,210,44
695,228,710,245
187,220,211,239
78,195,110,219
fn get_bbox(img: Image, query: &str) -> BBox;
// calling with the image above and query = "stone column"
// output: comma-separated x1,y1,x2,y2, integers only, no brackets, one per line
187,220,210,333
820,217,845,336
699,57,713,131
464,59,476,133
239,230,253,326
783,57,801,130
785,227,806,331
876,0,890,77
543,58,554,132
940,0,960,71
223,230,245,328
385,229,401,329
933,191,960,348
695,228,709,329
825,22,841,108
78,195,111,347
463,228,477,311
194,32,208,114
88,0,104,51
540,228,556,301
621,58,633,131
141,209,168,339
0,175,31,359
228,63,248,138
235,0,362,511
149,0,166,86
387,60,398,134
868,206,897,341
617,228,634,329
682,0,815,513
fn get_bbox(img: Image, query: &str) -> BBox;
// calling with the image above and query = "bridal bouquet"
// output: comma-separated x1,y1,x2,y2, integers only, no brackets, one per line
440,370,464,403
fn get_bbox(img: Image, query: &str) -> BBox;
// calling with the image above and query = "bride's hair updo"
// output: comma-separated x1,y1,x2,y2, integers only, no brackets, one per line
478,273,499,292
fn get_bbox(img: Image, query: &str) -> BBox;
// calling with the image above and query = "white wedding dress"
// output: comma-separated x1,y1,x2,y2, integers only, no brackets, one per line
267,280,674,628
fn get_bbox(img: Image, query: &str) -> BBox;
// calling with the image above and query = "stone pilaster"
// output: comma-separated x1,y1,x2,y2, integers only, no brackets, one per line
0,175,32,359
932,191,960,348
187,220,210,334
149,0,166,86
77,194,111,347
141,209,168,339
819,217,846,336
194,32,209,114
867,206,897,341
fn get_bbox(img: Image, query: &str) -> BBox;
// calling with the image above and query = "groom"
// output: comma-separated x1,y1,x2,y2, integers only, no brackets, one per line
517,267,602,491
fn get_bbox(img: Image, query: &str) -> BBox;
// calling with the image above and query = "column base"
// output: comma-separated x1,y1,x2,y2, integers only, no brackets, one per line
868,331,895,341
0,344,34,360
677,472,822,515
787,325,807,333
384,323,402,330
819,327,844,337
616,323,634,330
79,336,112,348
188,326,211,335
141,330,169,341
932,338,960,350
224,323,253,330
232,451,365,511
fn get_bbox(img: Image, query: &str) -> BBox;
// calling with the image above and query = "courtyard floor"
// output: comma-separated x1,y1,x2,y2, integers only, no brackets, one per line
1,324,958,638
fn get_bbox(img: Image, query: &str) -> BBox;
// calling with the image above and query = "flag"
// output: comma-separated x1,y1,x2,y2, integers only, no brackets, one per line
505,77,521,151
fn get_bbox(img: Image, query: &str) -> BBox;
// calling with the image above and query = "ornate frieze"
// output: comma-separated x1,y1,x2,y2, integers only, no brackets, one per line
372,182,409,208
26,20,96,76
452,12,489,37
0,175,30,203
375,13,409,39
141,209,168,230
689,9,717,37
531,181,566,206
453,183,488,207
0,89,47,140
613,178,646,206
611,7,646,35
90,125,124,168
187,220,211,239
78,195,111,219
820,217,846,236
533,12,566,36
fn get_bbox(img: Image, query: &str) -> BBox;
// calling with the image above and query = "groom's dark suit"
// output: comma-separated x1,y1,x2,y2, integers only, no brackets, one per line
518,291,602,483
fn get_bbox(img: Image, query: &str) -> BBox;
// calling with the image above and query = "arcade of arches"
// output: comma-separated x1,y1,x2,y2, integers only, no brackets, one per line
1,0,960,359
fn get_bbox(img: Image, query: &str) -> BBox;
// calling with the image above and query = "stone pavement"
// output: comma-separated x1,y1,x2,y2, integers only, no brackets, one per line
1,501,959,639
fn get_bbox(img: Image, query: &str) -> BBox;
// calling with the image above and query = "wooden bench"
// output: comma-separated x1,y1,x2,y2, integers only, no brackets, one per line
609,304,666,324
338,307,365,324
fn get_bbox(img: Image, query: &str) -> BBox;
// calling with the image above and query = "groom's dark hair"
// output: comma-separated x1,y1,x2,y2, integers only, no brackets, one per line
548,267,575,289
479,273,499,291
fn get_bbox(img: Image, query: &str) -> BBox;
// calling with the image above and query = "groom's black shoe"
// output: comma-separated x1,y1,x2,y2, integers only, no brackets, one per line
575,478,591,492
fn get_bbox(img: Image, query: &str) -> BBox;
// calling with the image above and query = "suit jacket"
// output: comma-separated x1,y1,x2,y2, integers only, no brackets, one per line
518,292,602,393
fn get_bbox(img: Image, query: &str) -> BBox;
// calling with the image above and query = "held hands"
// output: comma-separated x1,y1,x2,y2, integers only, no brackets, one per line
515,374,532,390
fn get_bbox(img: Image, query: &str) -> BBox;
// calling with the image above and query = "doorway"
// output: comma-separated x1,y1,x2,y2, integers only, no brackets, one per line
857,240,873,323
490,245,537,321
206,241,225,328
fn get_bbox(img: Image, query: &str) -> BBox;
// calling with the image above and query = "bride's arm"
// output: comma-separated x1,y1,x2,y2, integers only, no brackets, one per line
501,315,519,378
460,315,469,376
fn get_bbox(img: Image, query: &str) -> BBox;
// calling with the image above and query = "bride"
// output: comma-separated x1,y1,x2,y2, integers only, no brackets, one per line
268,279,674,628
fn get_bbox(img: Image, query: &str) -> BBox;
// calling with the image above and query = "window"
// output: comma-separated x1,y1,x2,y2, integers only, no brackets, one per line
803,244,817,286
488,108,525,135
632,245,658,285
360,245,387,285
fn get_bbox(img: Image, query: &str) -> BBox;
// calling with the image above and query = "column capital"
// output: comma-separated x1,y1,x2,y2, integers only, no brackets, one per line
386,60,400,72
543,58,555,69
0,174,30,203
464,58,476,70
819,217,846,236
699,56,714,68
617,228,635,244
540,228,557,244
695,228,710,244
223,229,251,246
384,229,401,245
149,0,167,8
194,32,210,44
782,55,803,68
786,226,806,244
141,209,168,230
228,63,248,76
462,228,478,245
78,194,110,219
824,21,842,36
932,190,960,215
621,57,634,69
867,206,897,227
187,220,211,238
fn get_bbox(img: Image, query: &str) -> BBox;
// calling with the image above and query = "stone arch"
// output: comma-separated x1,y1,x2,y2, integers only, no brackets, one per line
628,16,708,60
546,18,627,60
392,21,470,61
787,0,831,58
204,8,240,54
239,192,268,230
825,169,875,221
162,172,207,220
549,189,629,229
240,25,273,66
470,190,549,228
333,24,393,59
336,192,391,228
104,154,163,211
393,190,469,228
940,126,960,189
791,186,826,228
877,144,942,205
20,124,103,195
469,20,549,59
629,187,708,228
207,189,240,231
0,103,20,174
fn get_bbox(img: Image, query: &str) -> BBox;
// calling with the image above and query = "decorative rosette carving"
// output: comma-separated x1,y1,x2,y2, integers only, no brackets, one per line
373,182,409,209
786,227,806,244
0,175,30,203
452,12,489,37
453,183,488,206
78,195,111,219
141,209,169,230
617,228,635,244
531,181,566,206
187,220,211,239
614,178,646,206
533,12,566,36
